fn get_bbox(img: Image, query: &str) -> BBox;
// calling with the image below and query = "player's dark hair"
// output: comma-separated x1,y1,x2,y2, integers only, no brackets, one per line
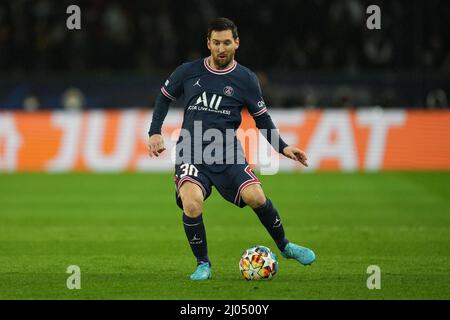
207,17,239,39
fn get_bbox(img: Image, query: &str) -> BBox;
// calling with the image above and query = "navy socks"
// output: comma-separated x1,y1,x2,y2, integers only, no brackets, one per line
182,199,287,264
182,213,210,265
253,199,289,251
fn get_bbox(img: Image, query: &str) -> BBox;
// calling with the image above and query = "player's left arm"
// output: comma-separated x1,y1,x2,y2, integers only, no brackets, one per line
245,72,308,167
253,112,308,167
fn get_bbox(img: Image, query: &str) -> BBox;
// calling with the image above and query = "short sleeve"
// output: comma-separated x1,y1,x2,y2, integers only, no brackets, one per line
245,72,268,117
160,63,189,101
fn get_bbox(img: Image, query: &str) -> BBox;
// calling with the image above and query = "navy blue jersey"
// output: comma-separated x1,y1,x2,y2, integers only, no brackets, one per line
149,56,287,170
161,57,268,167
161,57,268,129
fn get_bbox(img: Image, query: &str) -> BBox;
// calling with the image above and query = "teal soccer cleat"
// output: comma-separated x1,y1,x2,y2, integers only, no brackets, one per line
281,242,316,265
190,262,212,281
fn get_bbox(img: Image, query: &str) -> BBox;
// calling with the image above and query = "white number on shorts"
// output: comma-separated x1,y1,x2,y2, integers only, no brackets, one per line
180,164,199,178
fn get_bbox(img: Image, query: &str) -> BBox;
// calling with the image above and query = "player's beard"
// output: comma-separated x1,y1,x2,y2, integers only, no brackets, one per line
213,53,234,70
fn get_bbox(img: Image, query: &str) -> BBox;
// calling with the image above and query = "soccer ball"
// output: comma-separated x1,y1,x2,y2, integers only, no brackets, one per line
239,245,278,280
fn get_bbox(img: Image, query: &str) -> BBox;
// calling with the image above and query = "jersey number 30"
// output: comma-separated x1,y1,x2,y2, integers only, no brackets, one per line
180,163,199,178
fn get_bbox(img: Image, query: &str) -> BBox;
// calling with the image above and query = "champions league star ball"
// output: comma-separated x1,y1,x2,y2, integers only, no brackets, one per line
239,245,278,280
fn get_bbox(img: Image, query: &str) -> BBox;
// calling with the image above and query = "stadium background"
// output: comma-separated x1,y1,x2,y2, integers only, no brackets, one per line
0,0,449,300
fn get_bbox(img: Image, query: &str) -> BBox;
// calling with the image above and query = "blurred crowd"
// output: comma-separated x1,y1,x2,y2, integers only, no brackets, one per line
0,0,449,109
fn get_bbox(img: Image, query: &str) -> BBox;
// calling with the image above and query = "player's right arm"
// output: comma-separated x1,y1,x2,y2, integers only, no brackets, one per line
148,63,189,157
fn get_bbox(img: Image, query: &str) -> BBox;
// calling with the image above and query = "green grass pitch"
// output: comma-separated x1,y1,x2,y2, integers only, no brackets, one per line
0,172,449,299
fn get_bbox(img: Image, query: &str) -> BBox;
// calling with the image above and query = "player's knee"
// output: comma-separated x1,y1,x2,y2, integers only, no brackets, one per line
242,189,266,209
182,198,203,217
179,182,204,216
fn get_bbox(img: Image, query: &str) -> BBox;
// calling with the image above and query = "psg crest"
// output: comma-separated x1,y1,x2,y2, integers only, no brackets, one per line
223,86,234,96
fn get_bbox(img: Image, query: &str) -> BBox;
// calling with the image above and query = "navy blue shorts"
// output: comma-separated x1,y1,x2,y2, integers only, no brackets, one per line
174,163,261,209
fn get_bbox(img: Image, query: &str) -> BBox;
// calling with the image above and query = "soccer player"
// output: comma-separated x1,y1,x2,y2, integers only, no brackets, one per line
148,17,315,280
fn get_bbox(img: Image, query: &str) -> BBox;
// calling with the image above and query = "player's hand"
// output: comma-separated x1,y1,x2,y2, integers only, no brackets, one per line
282,146,308,167
148,134,166,157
